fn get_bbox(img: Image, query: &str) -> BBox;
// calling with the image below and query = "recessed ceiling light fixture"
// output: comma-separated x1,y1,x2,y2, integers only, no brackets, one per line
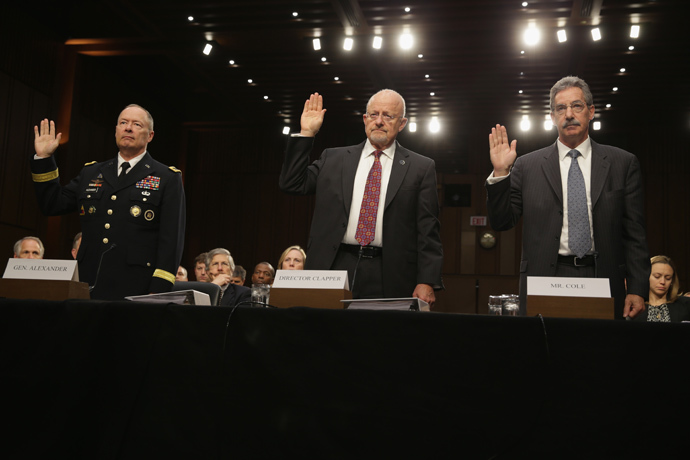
203,43,212,55
372,36,382,49
343,37,353,51
313,38,321,50
630,25,640,38
591,28,601,41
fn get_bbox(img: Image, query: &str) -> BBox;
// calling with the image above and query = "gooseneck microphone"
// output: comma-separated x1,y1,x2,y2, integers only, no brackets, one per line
89,243,117,293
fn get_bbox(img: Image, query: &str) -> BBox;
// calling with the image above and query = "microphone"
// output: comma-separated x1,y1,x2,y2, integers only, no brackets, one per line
90,243,117,292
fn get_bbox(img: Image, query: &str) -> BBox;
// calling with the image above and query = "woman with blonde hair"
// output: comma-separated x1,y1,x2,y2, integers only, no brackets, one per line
278,245,307,270
635,255,690,322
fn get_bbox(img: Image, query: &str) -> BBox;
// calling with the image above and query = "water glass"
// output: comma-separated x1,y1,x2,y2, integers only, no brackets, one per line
251,283,271,306
502,294,520,316
488,295,503,315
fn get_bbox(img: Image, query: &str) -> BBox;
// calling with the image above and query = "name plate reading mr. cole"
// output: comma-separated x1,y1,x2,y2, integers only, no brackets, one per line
3,259,79,282
273,270,349,290
527,276,611,298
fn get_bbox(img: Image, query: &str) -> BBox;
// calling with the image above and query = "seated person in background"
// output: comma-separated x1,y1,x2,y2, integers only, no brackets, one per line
252,262,275,285
176,266,188,281
13,236,44,259
71,232,82,260
231,265,246,285
207,248,251,307
634,255,690,322
194,252,209,282
278,245,306,270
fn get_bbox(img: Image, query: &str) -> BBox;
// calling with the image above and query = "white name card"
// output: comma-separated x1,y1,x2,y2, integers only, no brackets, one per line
527,276,611,298
3,259,79,282
273,270,349,290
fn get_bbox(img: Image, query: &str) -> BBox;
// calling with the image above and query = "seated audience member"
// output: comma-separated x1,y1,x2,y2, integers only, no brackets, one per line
252,262,275,285
635,255,690,322
13,236,44,259
231,265,246,285
176,266,188,281
207,248,251,307
278,245,306,270
71,232,82,260
194,252,209,282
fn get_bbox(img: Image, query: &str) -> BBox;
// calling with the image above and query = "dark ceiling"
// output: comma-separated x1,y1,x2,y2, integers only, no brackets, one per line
20,0,690,136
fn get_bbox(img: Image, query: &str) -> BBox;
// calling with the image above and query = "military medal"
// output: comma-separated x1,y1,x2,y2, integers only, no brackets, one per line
144,210,155,221
88,206,97,214
130,205,142,217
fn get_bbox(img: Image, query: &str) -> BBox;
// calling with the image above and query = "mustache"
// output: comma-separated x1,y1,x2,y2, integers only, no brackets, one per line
561,119,581,128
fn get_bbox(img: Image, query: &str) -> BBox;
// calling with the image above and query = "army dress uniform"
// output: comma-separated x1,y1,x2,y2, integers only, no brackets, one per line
31,152,186,300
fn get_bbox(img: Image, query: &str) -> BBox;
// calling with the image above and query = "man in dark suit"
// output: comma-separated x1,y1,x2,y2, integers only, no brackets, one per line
206,248,251,307
31,104,186,300
486,76,649,319
279,91,443,305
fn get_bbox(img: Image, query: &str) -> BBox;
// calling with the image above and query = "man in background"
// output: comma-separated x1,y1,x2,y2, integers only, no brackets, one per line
13,236,44,259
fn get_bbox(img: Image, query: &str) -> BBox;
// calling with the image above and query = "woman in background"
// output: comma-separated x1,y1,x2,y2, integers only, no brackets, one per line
635,255,690,322
278,245,306,270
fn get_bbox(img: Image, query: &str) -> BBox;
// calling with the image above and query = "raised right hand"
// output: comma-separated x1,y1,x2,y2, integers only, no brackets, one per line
489,124,517,177
34,119,62,158
300,93,327,137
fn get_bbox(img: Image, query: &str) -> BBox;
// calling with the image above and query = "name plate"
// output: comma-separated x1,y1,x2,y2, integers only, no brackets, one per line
273,270,349,290
527,276,610,298
3,259,79,282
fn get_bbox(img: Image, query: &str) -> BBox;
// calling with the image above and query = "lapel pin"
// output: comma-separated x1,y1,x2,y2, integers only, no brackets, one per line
399,160,406,165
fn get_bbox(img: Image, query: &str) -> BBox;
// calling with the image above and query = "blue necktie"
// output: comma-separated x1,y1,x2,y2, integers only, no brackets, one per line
567,149,591,258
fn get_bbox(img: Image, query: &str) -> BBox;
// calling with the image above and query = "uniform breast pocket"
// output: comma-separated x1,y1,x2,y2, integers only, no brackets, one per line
78,189,102,220
129,188,162,225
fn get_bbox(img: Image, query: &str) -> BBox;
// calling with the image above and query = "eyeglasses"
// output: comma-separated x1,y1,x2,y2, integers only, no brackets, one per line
553,101,589,116
366,112,398,122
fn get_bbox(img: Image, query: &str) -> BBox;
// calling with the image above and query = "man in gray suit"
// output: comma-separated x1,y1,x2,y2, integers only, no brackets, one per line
279,90,443,306
486,76,649,319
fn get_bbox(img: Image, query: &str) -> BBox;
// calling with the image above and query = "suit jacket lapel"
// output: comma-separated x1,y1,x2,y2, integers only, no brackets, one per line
342,142,365,212
101,159,119,189
542,142,563,206
385,142,410,210
112,152,155,192
589,139,609,207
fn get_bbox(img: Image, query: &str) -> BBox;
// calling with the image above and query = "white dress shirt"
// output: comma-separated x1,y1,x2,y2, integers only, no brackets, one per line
341,140,395,247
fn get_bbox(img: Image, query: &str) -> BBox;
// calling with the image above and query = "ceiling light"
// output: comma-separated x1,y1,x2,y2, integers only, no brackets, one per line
292,12,298,17
188,16,194,22
544,115,553,131
523,25,540,46
620,67,626,73
405,7,411,13
399,33,413,50
612,87,618,92
343,37,353,51
520,50,525,54
518,90,523,94
203,43,212,55
522,2,528,7
425,74,430,79
591,28,601,41
417,54,423,58
630,25,640,38
606,104,612,108
520,115,531,132
313,38,321,51
372,36,382,49
593,121,601,130
228,60,235,65
557,30,567,43
283,127,290,135
430,92,435,96
334,76,340,81
247,79,253,84
429,117,440,133
263,96,269,100
408,122,417,132
628,45,635,51
321,57,327,62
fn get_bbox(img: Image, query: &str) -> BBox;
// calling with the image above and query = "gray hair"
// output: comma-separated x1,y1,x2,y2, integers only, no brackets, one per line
366,89,406,118
550,76,594,112
14,236,45,257
205,248,235,271
122,104,154,131
233,265,247,280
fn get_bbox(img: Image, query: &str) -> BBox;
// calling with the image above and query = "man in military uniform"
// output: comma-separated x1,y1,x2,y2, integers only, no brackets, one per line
31,104,186,300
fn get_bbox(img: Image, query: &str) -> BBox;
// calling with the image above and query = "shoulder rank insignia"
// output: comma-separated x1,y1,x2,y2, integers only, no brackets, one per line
169,166,182,173
84,161,97,166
